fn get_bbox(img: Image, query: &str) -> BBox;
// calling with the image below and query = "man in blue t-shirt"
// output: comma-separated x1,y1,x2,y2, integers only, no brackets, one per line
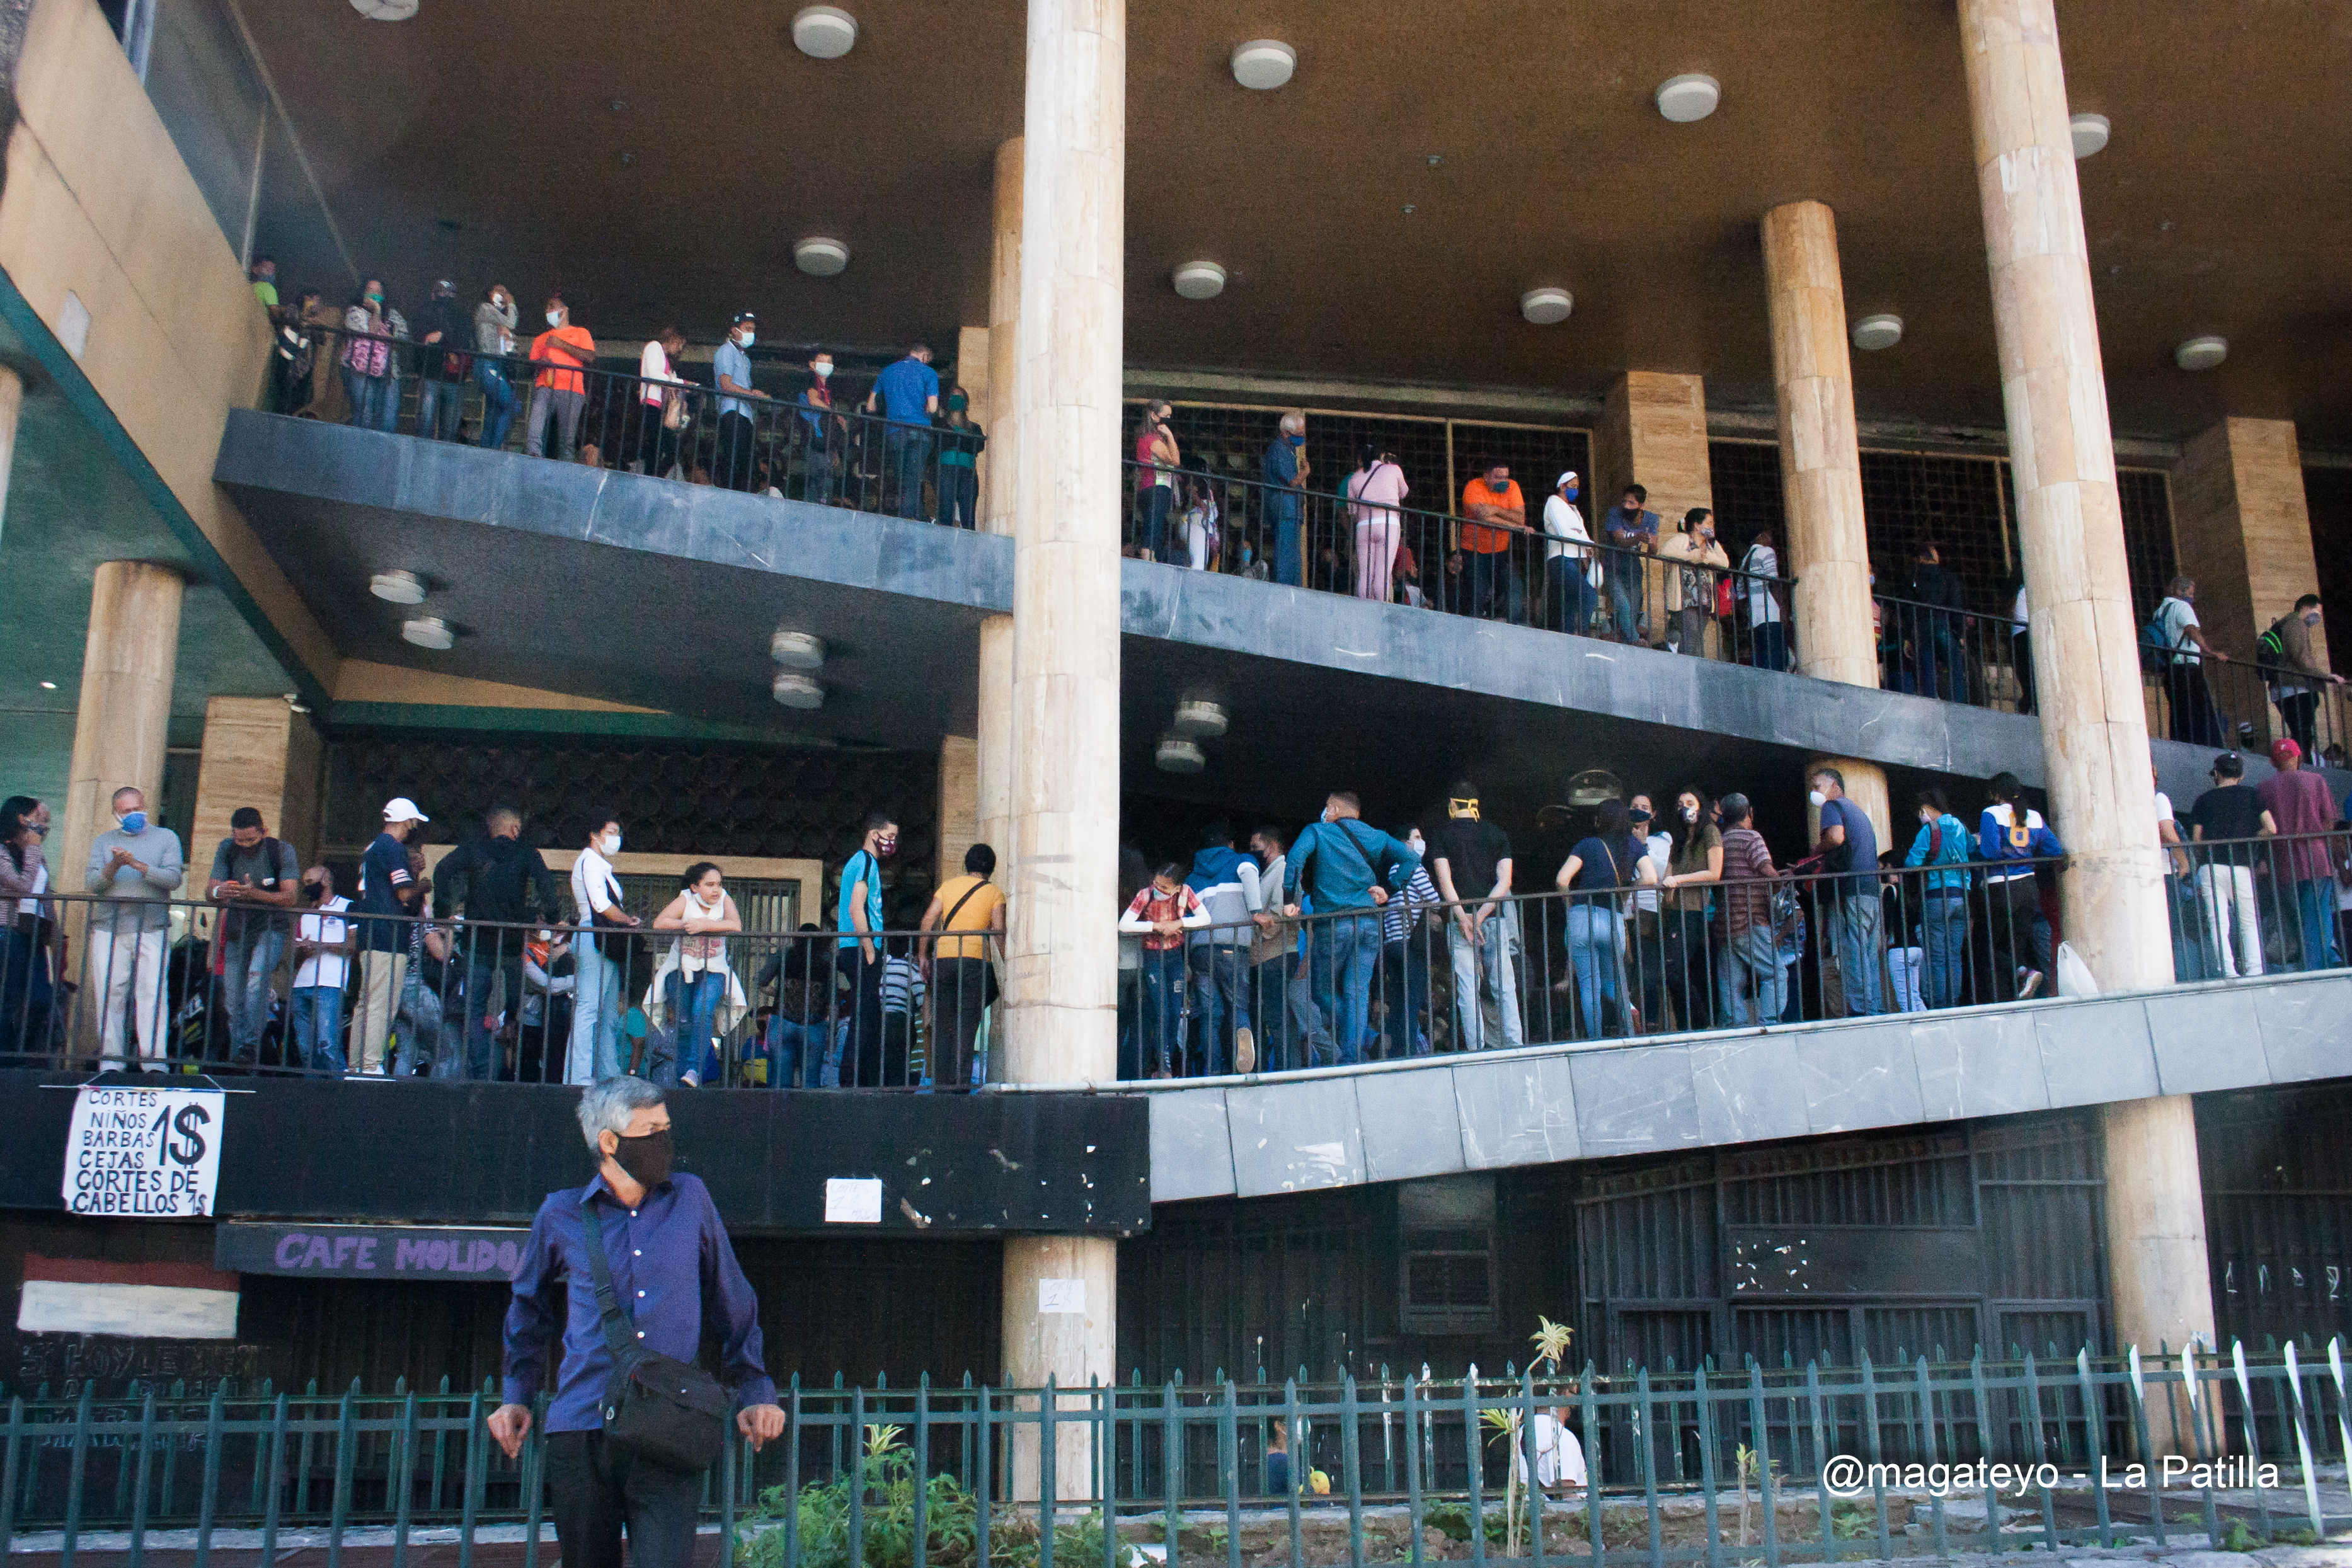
866,345,939,519
1808,767,1884,1018
835,812,899,1085
713,312,769,492
354,796,428,1074
1283,791,1423,1067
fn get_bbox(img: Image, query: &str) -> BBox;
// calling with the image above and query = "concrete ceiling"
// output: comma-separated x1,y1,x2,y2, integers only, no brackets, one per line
222,0,2352,446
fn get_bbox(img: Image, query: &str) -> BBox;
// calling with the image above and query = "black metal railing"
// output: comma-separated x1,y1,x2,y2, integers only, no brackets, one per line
3,1340,2348,1564
1122,462,1800,669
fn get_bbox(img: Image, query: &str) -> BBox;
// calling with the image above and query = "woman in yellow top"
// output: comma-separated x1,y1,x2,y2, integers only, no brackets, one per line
919,844,1006,1089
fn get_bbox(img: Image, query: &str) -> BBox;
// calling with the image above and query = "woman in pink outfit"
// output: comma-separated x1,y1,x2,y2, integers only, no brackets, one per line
1346,445,1409,602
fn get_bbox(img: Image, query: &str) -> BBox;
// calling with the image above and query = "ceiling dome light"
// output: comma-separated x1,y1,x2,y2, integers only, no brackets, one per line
1654,74,1721,123
790,6,858,59
369,569,427,605
1155,735,1206,774
1171,699,1228,738
1850,313,1905,352
2070,112,2111,159
400,615,454,651
1230,39,1295,91
772,671,825,709
1171,261,1227,300
771,629,827,668
349,0,418,18
1520,287,1573,326
794,236,850,277
2174,335,2228,372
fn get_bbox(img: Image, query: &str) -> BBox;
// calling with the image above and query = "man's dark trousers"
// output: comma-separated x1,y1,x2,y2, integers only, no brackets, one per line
546,1429,701,1568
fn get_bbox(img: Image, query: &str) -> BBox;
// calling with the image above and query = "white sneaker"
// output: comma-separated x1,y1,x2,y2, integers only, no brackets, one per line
1234,1027,1256,1075
2016,968,2045,999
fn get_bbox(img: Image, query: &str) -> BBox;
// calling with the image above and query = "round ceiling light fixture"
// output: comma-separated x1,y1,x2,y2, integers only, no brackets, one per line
772,671,825,709
1230,39,1295,91
1520,287,1574,326
793,236,851,277
1155,735,1206,774
1654,73,1721,123
369,568,427,604
1171,699,1228,738
771,629,827,669
1172,260,1227,300
1850,313,1905,352
2069,112,2111,159
2174,335,2228,372
790,6,858,59
349,0,418,18
400,615,454,651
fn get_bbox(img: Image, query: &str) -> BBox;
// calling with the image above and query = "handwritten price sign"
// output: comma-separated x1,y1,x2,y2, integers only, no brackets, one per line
60,1085,226,1218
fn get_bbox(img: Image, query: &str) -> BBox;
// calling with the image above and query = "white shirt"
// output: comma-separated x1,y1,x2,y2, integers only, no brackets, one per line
294,896,353,990
1632,830,1673,914
2156,597,2201,665
1742,544,1783,624
2012,585,2029,636
572,844,621,924
1542,495,1591,563
640,340,680,406
1511,1414,1588,1488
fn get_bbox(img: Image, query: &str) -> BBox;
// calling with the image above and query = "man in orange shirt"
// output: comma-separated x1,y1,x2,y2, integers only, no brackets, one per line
526,294,597,462
1455,462,1524,622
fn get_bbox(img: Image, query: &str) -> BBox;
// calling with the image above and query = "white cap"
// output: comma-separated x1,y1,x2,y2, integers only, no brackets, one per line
1556,471,1580,491
382,796,430,824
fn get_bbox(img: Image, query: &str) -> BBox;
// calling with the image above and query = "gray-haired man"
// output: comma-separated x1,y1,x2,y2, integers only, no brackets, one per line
490,1077,783,1568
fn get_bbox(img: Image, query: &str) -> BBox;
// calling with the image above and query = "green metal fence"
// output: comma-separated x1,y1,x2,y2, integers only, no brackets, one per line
4,1339,2349,1566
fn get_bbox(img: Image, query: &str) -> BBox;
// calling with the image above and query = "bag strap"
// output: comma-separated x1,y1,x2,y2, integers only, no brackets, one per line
578,1198,641,1361
939,878,989,934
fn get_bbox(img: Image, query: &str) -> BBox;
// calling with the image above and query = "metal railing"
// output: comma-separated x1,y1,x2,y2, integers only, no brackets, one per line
1124,461,1801,670
1118,832,2351,1077
4,1339,2349,1564
0,895,995,1089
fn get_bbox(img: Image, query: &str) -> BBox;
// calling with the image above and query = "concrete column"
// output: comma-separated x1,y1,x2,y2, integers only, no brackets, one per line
59,561,186,908
1593,372,1712,648
984,137,1024,539
191,696,323,867
1958,0,2208,1370
2176,418,2328,668
1760,201,1878,689
0,367,23,549
1001,0,1121,1501
977,620,1014,866
936,736,979,887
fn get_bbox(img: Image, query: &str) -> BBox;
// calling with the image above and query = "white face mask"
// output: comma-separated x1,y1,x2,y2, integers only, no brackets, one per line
812,362,832,379
738,331,755,348
1408,835,1425,855
545,310,563,328
600,832,621,856
1682,805,1699,823
1809,790,1828,808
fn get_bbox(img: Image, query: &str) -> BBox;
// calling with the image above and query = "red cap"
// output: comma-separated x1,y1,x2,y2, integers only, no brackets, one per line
2270,737,2302,765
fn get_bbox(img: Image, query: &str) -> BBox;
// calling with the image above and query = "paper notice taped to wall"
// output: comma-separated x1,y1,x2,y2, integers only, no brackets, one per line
1037,1278,1086,1314
824,1177,883,1223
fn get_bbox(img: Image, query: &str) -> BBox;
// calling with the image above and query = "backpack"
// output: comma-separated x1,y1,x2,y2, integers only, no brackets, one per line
2140,598,2185,671
2257,617,2290,675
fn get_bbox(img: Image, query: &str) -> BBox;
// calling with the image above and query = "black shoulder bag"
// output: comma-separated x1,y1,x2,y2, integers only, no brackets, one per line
938,877,1000,1005
579,1199,733,1474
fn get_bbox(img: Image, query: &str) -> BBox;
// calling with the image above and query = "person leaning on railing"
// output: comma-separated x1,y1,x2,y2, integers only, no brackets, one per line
472,285,521,450
2186,750,2274,981
1660,508,1729,658
1541,471,1595,634
1978,773,2063,1000
2256,737,2344,973
0,796,56,1060
1713,792,1784,1026
527,295,596,463
1901,787,1976,1010
1457,462,1525,623
341,280,396,433
2263,595,2344,757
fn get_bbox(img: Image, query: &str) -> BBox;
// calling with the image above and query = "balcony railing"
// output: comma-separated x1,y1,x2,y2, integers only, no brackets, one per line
1,1342,2346,1564
6,833,2341,1087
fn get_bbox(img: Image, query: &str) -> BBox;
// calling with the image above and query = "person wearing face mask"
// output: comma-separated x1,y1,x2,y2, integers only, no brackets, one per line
1655,787,1724,1031
1808,768,1884,1018
206,806,301,1065
0,796,57,1060
1658,508,1730,658
341,279,394,430
1456,463,1524,623
415,278,471,441
2263,595,2344,757
1130,402,1181,560
936,387,985,528
796,353,848,504
1900,788,1975,1009
570,813,641,1084
1377,825,1443,1058
289,867,355,1075
1263,412,1310,587
635,326,688,478
85,786,185,1066
1542,472,1595,634
490,1078,784,1567
1624,796,1675,1031
837,813,900,1085
1426,785,1522,1053
1346,445,1409,603
527,294,597,462
473,284,522,450
352,798,428,1075
713,312,771,492
868,343,941,519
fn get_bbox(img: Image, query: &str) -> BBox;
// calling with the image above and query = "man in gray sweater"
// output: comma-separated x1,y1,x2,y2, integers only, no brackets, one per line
86,785,185,1064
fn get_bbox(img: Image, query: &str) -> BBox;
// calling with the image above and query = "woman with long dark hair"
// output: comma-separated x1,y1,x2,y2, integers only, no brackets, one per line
1656,785,1724,1030
1555,798,1659,1038
0,796,56,1058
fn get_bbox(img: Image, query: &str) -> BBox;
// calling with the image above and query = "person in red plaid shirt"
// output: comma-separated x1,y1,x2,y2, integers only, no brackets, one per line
1120,862,1208,1075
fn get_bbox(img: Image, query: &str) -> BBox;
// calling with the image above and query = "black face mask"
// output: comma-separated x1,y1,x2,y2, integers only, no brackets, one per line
609,1128,675,1189
302,880,325,901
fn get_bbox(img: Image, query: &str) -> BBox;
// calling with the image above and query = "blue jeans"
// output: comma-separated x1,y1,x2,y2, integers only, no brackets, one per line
460,937,525,1080
2293,878,2343,972
669,968,728,1082
886,426,933,518
290,985,346,1075
473,362,517,449
343,367,390,429
415,377,462,440
570,943,623,1081
1381,939,1431,1057
1139,947,1189,1073
1564,904,1623,1038
1139,484,1174,561
1307,915,1384,1066
1272,495,1304,585
765,1016,846,1088
1919,891,1970,1009
1718,925,1784,1026
1547,558,1595,634
1464,551,1512,621
2166,874,2209,982
1188,944,1250,1076
219,927,285,1056
1605,548,1646,641
1832,895,1885,1017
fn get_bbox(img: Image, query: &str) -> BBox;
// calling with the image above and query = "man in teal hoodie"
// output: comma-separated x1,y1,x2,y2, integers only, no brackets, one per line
1284,792,1422,1066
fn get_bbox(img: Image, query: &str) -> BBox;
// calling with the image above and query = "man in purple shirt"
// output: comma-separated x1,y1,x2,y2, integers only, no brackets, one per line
490,1079,783,1568
2257,737,2344,971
